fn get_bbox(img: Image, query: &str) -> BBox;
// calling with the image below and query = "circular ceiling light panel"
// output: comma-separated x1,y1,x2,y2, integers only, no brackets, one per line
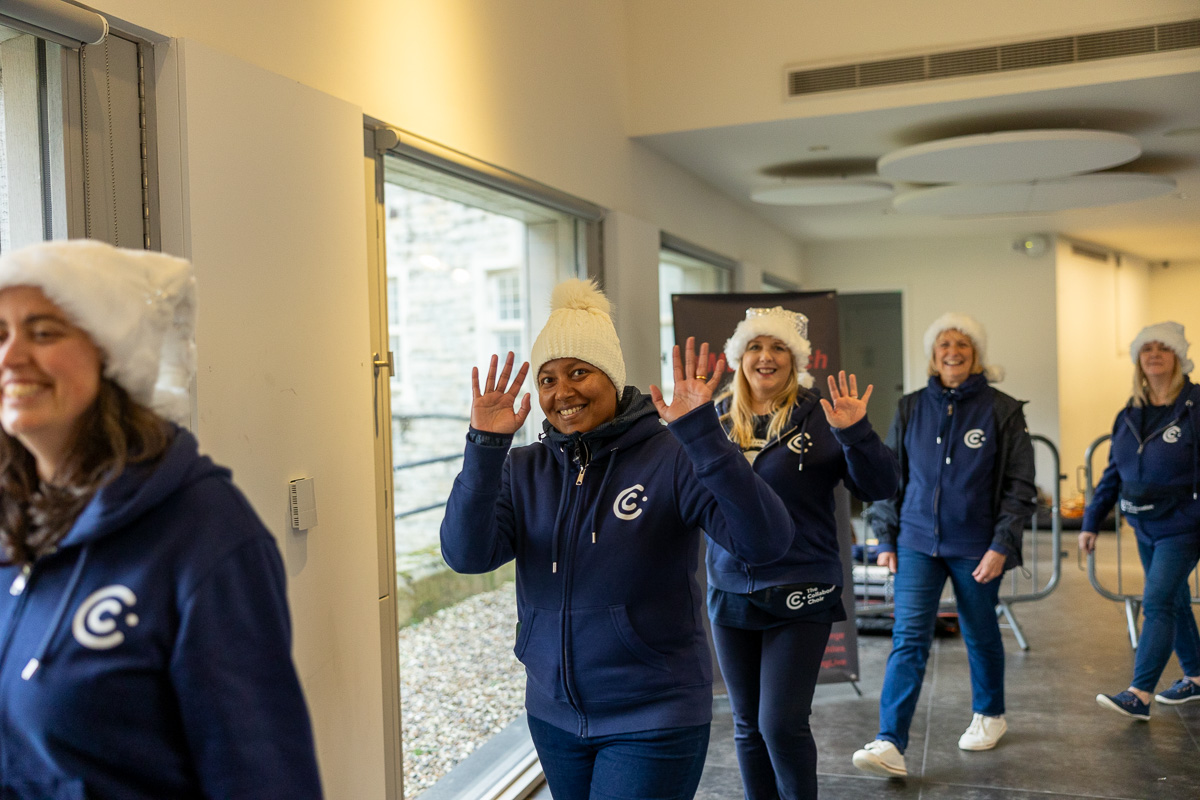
892,173,1176,215
751,179,894,206
877,129,1142,183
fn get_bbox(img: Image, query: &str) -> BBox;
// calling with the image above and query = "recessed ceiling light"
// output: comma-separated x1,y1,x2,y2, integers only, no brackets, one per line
878,129,1141,183
751,179,894,206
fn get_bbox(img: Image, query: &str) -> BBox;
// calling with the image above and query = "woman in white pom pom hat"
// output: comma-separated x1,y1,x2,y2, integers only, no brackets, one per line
853,312,1035,779
1081,321,1200,720
440,279,792,800
0,240,320,798
709,306,897,800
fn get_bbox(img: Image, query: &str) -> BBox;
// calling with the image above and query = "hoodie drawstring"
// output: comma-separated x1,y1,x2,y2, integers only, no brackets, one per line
587,451,619,545
22,545,90,680
550,461,571,574
795,415,811,472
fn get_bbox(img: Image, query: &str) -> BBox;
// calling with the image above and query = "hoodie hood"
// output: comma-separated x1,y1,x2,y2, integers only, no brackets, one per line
541,386,660,452
58,427,228,551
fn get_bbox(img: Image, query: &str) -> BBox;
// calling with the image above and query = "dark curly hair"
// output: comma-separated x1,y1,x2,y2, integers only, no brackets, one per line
0,378,171,565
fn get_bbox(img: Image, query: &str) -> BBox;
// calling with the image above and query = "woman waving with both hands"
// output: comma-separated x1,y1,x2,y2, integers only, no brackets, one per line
709,306,898,800
440,279,792,800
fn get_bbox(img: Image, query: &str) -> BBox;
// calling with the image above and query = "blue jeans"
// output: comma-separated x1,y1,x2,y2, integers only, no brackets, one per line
527,715,710,800
1132,535,1200,691
711,619,831,800
878,546,1005,753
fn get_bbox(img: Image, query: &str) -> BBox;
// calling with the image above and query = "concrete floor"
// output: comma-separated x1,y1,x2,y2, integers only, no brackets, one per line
533,533,1200,799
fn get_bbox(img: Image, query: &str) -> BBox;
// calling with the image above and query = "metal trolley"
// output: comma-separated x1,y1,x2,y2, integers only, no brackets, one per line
1081,433,1200,650
854,435,1064,651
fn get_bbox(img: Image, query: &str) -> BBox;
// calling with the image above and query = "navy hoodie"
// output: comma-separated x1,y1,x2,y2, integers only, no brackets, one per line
440,390,792,737
0,428,321,800
708,391,898,591
1082,377,1200,543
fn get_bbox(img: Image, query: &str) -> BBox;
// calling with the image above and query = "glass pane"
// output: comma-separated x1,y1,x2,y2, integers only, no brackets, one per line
658,248,731,401
0,28,65,250
383,157,585,794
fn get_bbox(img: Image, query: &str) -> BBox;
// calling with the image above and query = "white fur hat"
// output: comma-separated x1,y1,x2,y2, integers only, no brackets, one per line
923,312,1005,383
530,278,625,393
0,240,196,424
1130,321,1193,374
724,306,814,389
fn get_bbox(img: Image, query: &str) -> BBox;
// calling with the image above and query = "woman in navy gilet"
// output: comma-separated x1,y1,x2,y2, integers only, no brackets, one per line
1082,322,1200,719
853,313,1036,779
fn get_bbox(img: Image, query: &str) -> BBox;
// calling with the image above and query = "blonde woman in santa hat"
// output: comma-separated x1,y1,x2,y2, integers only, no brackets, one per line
440,279,792,800
853,312,1035,779
1081,321,1200,720
0,240,320,798
709,307,897,800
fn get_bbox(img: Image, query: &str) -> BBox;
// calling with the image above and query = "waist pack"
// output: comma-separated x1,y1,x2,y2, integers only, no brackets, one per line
746,582,842,618
1119,482,1193,522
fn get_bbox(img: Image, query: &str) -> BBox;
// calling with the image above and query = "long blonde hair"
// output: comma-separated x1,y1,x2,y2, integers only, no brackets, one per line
1132,357,1184,408
720,361,801,450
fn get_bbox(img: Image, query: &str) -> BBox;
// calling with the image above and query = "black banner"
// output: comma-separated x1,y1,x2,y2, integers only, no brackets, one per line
671,291,860,686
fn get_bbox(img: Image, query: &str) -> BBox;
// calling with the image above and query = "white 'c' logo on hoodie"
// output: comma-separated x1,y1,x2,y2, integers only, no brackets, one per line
72,585,139,650
1163,425,1181,444
964,429,986,449
613,484,647,520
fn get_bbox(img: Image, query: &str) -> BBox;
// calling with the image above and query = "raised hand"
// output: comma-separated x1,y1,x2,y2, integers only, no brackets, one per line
470,352,531,435
820,370,873,429
650,336,725,423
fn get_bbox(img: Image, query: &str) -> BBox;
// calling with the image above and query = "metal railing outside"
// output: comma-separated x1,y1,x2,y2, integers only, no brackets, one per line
1081,432,1200,650
854,434,1064,651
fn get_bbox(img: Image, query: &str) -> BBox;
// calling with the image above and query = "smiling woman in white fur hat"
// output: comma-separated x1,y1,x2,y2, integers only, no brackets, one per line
440,279,794,800
0,240,320,798
709,306,897,800
1080,321,1200,721
854,311,1036,779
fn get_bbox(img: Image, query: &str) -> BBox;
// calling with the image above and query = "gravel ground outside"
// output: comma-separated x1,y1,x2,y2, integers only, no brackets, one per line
398,582,525,798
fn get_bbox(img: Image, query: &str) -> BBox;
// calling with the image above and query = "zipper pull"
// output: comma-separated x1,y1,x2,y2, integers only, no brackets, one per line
9,563,32,596
592,531,597,543
576,465,586,486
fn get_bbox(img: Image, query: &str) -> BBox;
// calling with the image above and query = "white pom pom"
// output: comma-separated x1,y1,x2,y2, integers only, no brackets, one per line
550,278,611,316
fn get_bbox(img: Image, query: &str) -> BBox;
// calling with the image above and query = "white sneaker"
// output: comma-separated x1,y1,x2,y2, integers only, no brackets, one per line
852,739,907,777
958,713,1007,751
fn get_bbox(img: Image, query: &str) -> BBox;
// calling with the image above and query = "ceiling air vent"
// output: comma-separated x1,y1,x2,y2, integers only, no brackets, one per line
786,18,1200,97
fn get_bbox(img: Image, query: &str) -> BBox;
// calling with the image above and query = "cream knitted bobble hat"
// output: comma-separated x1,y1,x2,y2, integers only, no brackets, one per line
0,240,196,424
529,278,626,393
723,306,814,389
1129,321,1193,374
923,311,1004,383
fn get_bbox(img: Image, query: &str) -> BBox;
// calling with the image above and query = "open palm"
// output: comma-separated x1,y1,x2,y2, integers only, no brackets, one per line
820,370,873,429
650,337,725,423
471,352,531,435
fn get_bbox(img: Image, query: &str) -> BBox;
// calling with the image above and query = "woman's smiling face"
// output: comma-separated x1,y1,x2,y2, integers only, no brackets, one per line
740,336,794,403
537,358,618,434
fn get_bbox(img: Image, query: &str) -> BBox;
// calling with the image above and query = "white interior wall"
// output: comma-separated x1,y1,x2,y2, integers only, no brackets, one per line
803,235,1061,493
1054,241,1152,495
156,40,384,797
1148,260,1200,351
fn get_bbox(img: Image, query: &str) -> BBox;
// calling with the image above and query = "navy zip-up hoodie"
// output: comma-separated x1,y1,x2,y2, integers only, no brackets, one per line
440,389,792,737
867,374,1037,564
707,390,898,592
0,428,321,800
1082,377,1200,543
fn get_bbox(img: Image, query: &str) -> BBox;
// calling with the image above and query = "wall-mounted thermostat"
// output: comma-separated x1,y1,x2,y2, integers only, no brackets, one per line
289,477,318,531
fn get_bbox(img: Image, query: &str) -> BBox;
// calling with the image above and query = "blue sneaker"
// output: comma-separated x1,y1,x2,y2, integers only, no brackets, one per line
1155,679,1200,705
1097,691,1150,720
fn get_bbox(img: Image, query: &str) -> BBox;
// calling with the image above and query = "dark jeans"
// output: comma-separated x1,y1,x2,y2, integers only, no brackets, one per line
711,619,832,800
1132,535,1200,691
527,715,710,800
878,546,1005,753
